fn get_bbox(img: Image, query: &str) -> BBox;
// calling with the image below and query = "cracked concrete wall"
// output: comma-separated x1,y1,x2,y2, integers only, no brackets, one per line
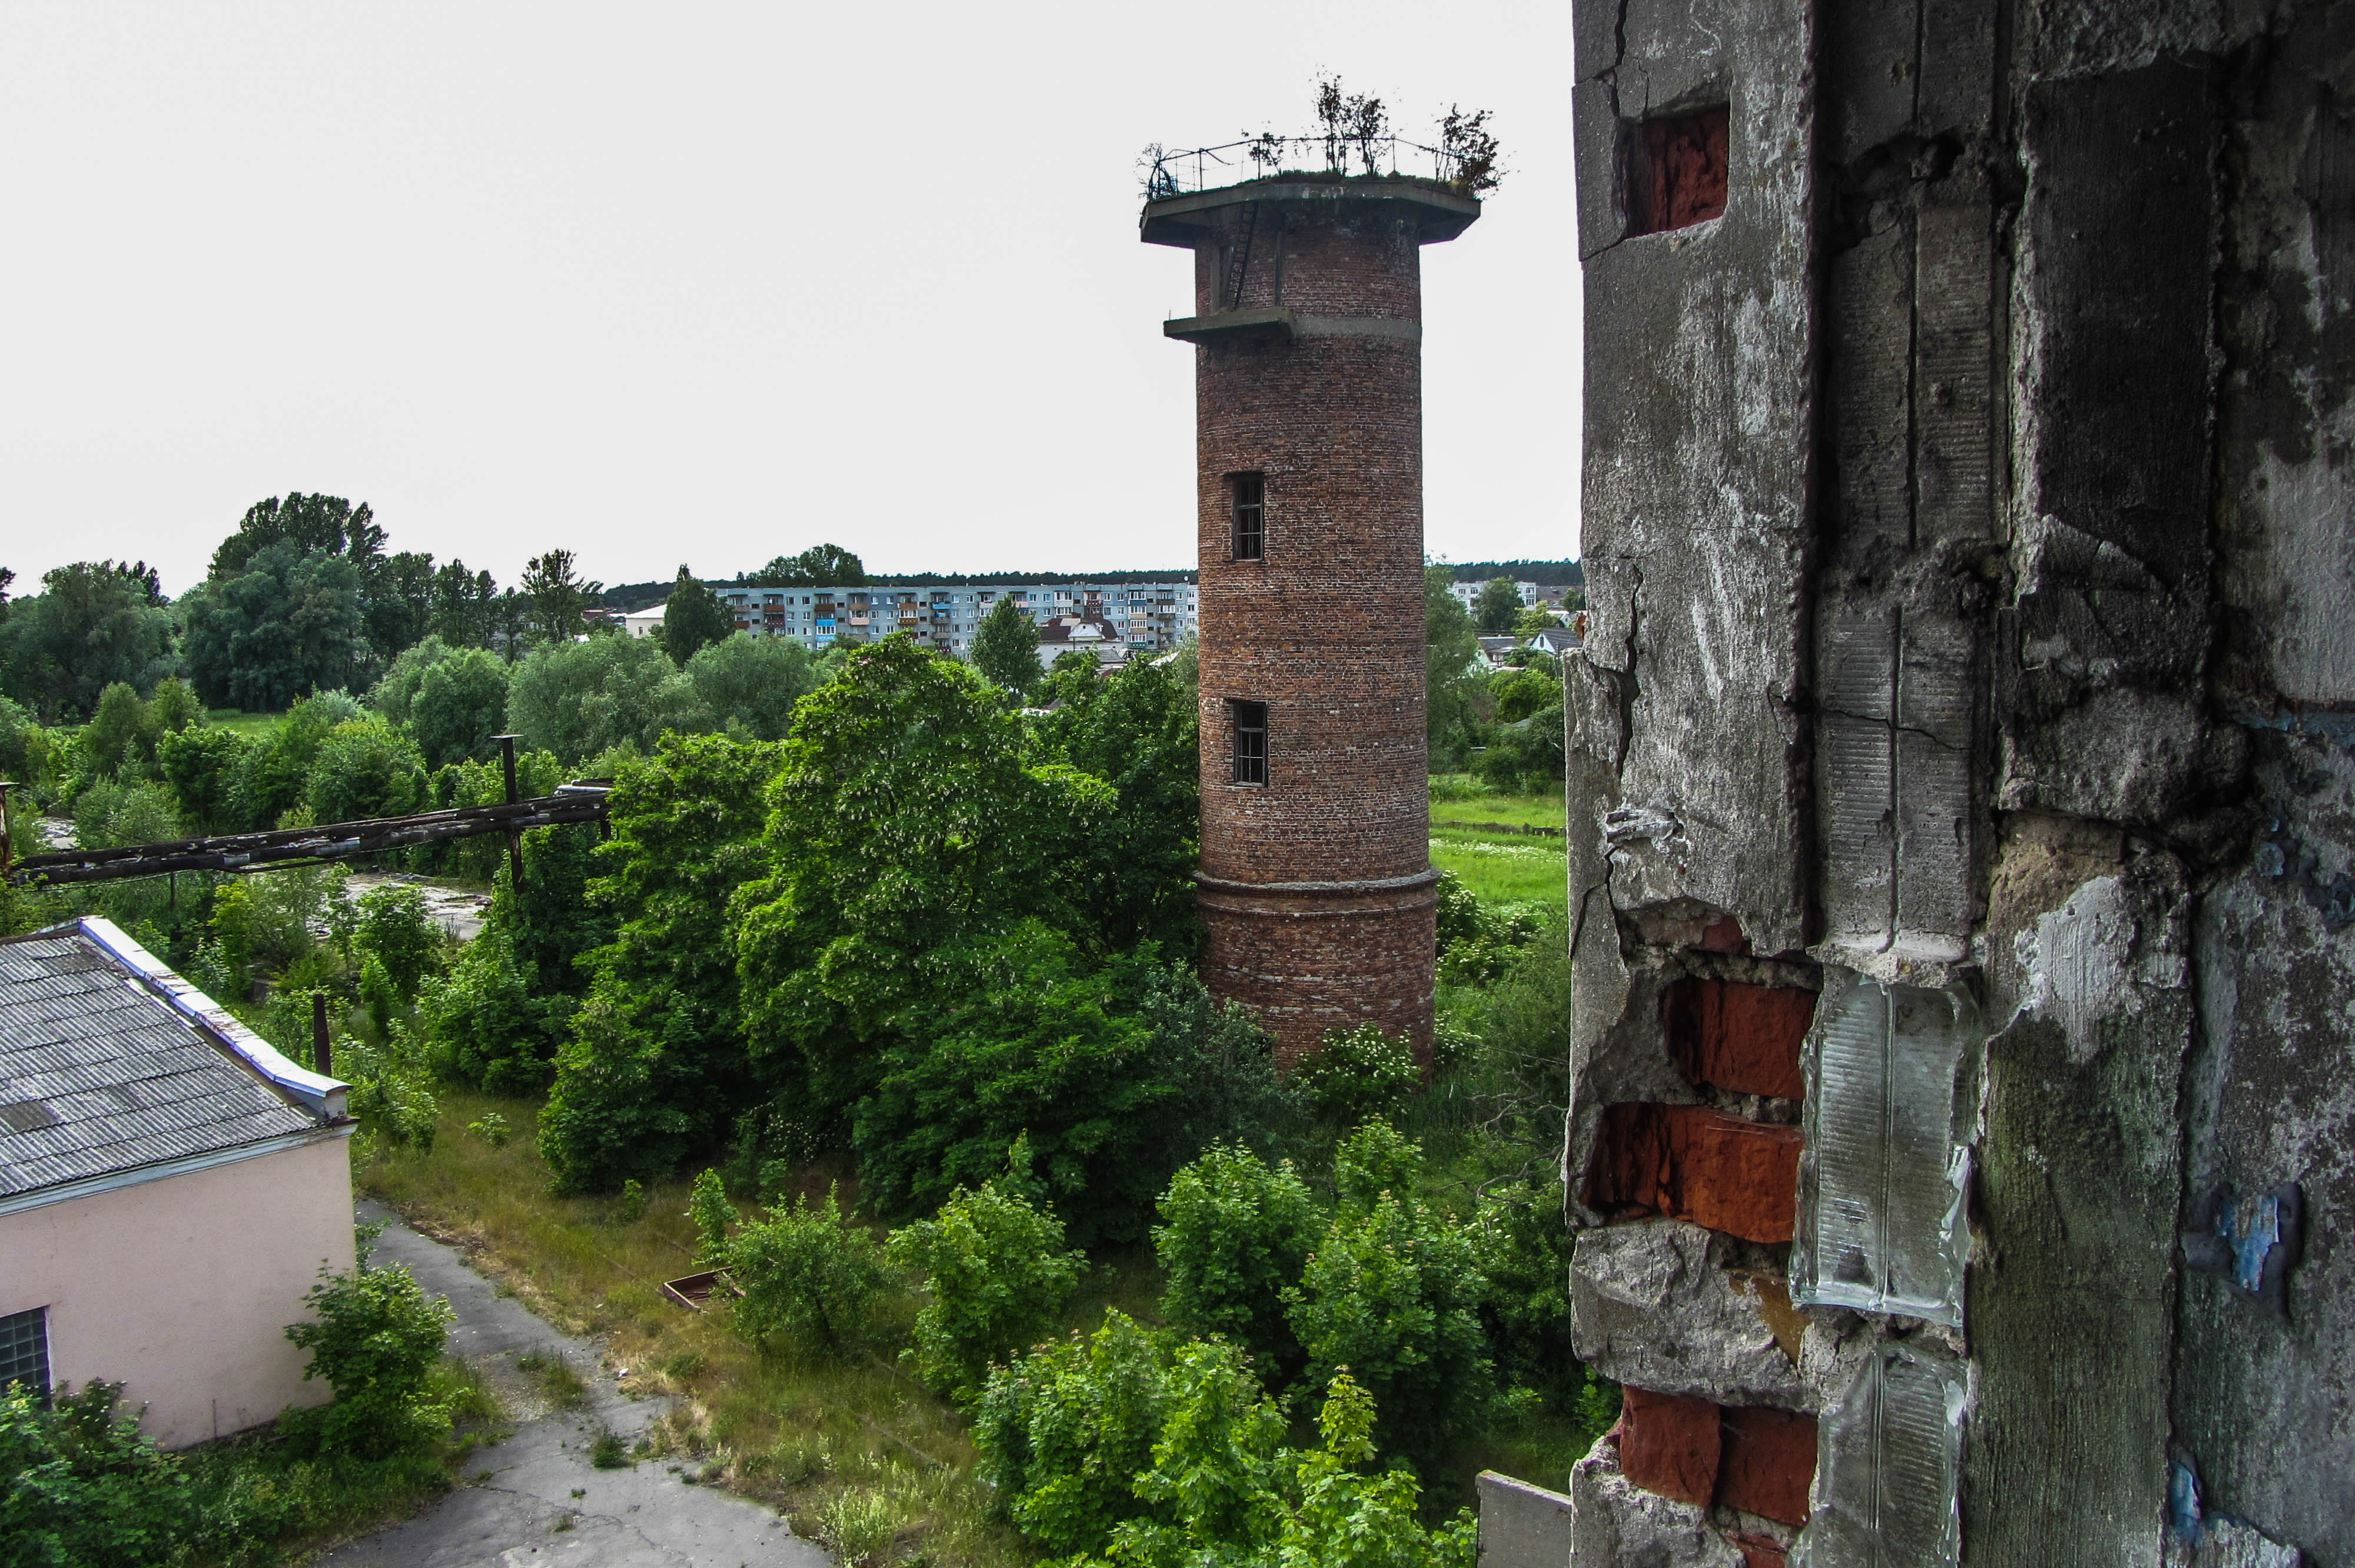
1563,1,2351,1563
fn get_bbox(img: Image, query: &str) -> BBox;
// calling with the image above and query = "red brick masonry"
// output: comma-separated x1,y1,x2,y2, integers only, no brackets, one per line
1663,978,1813,1099
1585,1104,1802,1243
1618,1387,1819,1527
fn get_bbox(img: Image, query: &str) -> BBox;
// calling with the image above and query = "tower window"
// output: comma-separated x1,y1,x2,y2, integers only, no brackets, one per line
1230,474,1266,561
1230,700,1269,785
1626,105,1729,236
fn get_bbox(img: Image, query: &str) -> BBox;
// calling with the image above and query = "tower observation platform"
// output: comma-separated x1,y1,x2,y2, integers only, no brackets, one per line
1142,134,1482,1067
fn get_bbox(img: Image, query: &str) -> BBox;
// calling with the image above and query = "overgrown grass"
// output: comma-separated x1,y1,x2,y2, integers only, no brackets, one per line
1430,830,1567,909
173,1356,506,1566
359,1088,1031,1567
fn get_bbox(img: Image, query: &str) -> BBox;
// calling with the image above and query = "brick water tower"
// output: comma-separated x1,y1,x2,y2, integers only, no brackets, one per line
1141,137,1481,1067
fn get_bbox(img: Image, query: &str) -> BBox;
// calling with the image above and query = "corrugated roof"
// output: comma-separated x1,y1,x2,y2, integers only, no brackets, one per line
0,925,318,1198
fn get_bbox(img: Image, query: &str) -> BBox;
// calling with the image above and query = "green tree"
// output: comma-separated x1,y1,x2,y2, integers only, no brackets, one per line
885,1167,1087,1406
971,1311,1180,1557
422,826,613,1092
81,681,152,779
519,549,599,645
505,634,711,765
1030,657,1201,951
410,647,511,768
1488,663,1558,724
657,567,733,666
209,493,373,578
305,717,427,824
490,587,533,662
1474,701,1565,795
367,634,453,725
683,632,820,740
970,594,1041,697
180,543,372,711
1154,1145,1321,1378
1424,565,1487,766
362,549,437,663
158,725,250,833
1511,603,1560,639
1474,574,1523,633
854,935,1187,1244
0,561,177,722
731,637,1109,1112
745,543,865,586
539,734,782,1192
1294,1023,1421,1128
429,559,500,647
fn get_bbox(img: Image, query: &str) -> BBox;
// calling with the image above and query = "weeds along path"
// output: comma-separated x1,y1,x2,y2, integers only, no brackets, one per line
315,1201,830,1568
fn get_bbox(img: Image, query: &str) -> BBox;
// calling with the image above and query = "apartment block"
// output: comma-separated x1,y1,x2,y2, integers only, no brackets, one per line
714,581,1199,659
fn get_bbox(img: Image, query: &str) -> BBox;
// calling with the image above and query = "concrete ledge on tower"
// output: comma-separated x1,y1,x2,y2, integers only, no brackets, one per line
1141,174,1481,246
1163,306,1297,345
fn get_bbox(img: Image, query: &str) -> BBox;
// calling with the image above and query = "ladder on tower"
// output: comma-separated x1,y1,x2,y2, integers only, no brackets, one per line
1223,202,1261,311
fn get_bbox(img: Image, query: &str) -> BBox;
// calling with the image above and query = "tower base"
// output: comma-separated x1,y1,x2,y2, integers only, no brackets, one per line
1195,868,1440,1070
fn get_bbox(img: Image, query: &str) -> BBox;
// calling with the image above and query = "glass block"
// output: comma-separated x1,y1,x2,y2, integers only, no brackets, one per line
1792,1343,1965,1568
1795,974,1977,1326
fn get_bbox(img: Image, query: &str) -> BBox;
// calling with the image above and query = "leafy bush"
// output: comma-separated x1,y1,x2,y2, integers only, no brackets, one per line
1283,1160,1492,1466
233,692,363,829
0,1380,200,1567
1472,702,1565,795
1488,663,1560,725
688,1167,738,1265
284,1261,457,1459
971,1311,1178,1557
158,723,248,832
1153,1145,1320,1379
306,717,427,824
1294,1023,1421,1128
729,1185,893,1350
208,866,341,985
1435,871,1544,988
421,828,611,1092
885,1166,1087,1406
355,883,442,997
976,1338,1475,1568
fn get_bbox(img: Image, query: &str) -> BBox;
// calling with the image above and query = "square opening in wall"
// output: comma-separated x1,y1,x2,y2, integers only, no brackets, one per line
1626,105,1729,235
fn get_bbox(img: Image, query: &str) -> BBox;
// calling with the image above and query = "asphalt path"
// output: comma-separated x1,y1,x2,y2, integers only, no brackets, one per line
312,1201,828,1568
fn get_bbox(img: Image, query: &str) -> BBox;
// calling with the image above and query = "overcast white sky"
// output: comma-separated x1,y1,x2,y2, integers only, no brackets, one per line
0,2,1579,597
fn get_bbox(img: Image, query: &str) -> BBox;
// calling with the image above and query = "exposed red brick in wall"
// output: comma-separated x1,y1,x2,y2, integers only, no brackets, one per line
1663,978,1813,1099
1731,1534,1790,1567
1618,1386,1722,1506
1717,1404,1819,1526
1626,105,1730,235
1188,207,1437,1064
1585,1103,1802,1243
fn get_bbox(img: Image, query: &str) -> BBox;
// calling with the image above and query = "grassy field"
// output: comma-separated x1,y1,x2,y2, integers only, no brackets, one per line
206,708,284,740
1428,783,1567,835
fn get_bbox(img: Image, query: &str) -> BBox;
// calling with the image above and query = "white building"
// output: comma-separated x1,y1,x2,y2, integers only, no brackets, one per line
623,604,666,639
715,580,1200,658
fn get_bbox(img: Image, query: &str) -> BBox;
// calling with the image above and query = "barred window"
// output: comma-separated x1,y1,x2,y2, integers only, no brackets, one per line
0,1307,49,1402
1230,474,1265,561
1230,700,1269,785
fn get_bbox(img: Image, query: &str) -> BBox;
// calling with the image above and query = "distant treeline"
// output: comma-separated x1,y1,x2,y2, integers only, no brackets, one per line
602,568,1201,613
1442,560,1583,586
